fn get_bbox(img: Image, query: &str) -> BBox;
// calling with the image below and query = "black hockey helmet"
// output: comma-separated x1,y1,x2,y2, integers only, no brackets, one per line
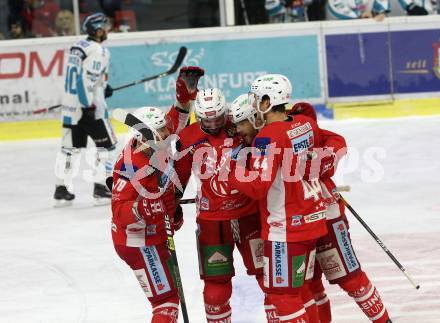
82,12,109,37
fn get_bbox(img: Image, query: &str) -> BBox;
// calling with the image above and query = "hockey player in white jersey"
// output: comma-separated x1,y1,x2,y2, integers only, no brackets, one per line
54,13,117,207
327,0,390,20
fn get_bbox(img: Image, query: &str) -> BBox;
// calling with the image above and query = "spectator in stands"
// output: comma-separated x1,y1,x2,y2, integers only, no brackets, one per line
326,0,390,20
265,0,313,22
307,0,327,20
398,0,436,15
235,0,268,25
116,19,132,32
8,16,33,39
188,0,220,27
55,9,75,36
22,0,60,37
8,0,25,19
99,0,123,18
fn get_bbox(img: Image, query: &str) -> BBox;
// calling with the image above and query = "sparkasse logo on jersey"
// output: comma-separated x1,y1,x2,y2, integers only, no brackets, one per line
145,247,163,288
275,245,283,283
141,246,171,294
272,242,288,287
333,221,359,272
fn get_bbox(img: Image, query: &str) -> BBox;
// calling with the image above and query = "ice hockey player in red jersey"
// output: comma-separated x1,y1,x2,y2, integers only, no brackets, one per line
111,67,204,323
289,102,392,323
228,74,328,323
174,88,265,323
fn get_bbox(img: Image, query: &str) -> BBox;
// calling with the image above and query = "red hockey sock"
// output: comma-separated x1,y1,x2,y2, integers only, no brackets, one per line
301,283,320,323
205,301,232,323
310,278,332,323
267,293,310,322
204,280,232,323
264,295,280,323
341,272,390,323
258,275,281,323
264,303,280,323
151,294,179,323
315,294,331,323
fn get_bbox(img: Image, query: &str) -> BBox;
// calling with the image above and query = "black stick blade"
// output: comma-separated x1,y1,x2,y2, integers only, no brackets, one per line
112,108,155,141
168,46,187,74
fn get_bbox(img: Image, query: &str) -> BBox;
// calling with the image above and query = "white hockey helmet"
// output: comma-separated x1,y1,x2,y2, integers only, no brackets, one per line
195,88,227,134
229,93,264,130
249,74,292,114
130,107,169,144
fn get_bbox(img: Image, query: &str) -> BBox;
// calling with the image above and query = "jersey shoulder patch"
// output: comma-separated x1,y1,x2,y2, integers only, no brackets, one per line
69,46,87,60
77,39,91,48
254,137,271,157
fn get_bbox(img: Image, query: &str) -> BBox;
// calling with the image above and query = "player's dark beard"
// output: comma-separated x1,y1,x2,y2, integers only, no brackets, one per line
202,127,222,136
89,30,107,43
100,31,108,42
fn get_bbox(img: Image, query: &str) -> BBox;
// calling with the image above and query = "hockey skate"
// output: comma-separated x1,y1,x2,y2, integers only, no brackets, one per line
93,183,111,206
53,185,75,208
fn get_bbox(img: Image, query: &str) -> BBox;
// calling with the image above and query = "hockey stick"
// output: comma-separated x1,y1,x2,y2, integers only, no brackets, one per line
112,108,155,140
179,185,350,206
180,198,195,204
163,210,190,323
112,108,190,322
112,46,187,91
32,104,62,114
336,185,351,192
338,194,420,290
32,47,188,114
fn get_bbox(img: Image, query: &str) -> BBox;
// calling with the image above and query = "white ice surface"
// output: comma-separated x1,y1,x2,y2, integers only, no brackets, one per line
1,116,439,323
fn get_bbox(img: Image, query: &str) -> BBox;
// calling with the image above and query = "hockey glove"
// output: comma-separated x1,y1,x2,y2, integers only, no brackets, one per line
132,198,164,223
406,3,428,15
289,102,317,121
176,66,205,105
173,204,184,231
105,84,114,98
82,106,96,119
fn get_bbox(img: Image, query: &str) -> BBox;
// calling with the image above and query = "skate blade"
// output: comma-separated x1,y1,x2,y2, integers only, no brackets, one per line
54,200,73,208
94,198,111,206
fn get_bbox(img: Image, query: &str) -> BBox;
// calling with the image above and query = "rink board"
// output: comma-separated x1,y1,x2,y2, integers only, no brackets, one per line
2,98,440,140
331,98,440,119
2,17,440,139
0,118,129,141
325,26,440,100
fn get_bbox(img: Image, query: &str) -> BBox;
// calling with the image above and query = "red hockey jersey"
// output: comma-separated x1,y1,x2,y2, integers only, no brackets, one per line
319,129,348,221
111,106,189,247
229,115,328,243
288,102,348,221
175,123,258,221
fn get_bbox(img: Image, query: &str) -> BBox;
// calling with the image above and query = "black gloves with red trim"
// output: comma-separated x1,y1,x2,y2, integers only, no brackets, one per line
175,66,205,105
